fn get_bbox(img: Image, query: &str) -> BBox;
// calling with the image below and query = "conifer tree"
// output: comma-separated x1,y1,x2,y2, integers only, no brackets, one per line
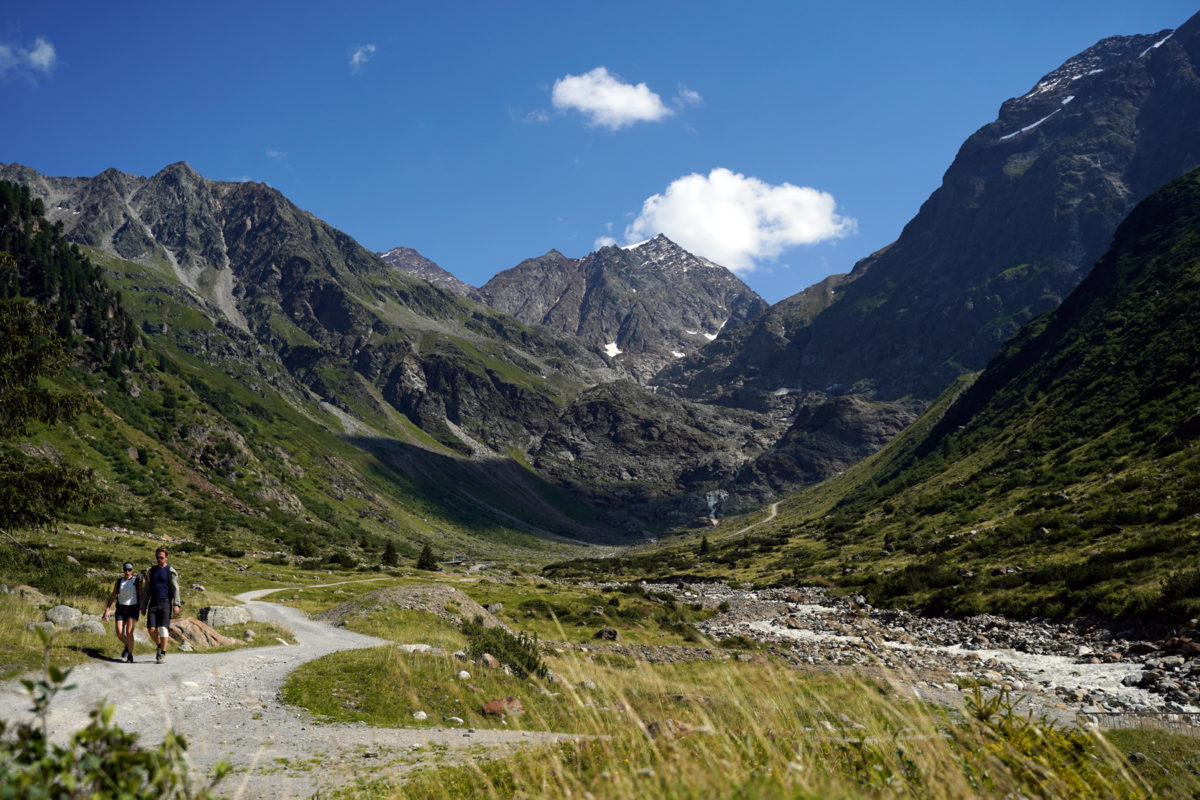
416,543,438,571
0,253,96,534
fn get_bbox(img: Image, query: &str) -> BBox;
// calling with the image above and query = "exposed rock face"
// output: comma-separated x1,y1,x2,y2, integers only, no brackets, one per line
481,235,769,383
531,381,772,520
675,13,1200,405
731,394,921,505
379,246,483,302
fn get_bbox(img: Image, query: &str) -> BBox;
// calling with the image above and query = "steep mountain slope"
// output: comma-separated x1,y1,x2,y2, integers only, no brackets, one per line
575,166,1200,622
481,235,769,382
0,162,619,457
379,245,483,302
667,12,1200,407
0,169,639,553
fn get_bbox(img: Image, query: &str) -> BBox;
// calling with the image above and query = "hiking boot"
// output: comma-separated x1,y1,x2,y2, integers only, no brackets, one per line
126,650,134,663
155,648,164,664
120,648,129,661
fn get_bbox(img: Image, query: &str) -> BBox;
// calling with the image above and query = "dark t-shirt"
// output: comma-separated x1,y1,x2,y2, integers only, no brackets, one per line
148,565,172,601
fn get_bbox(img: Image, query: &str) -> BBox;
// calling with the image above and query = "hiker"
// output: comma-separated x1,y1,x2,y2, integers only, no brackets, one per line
101,561,141,663
141,546,182,664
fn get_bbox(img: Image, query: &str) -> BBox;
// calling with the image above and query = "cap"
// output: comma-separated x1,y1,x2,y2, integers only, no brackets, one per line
123,562,134,571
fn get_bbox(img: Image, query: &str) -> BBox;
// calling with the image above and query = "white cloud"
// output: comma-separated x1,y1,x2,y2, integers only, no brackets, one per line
593,235,618,249
552,67,672,130
622,168,856,273
27,38,55,72
0,36,57,80
349,44,376,72
266,149,286,160
676,84,702,107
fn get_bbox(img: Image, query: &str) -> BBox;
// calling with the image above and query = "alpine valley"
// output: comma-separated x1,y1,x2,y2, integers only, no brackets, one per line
3,8,1200,632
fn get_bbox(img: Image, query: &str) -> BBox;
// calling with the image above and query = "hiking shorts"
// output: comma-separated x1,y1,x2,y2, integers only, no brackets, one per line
115,604,139,621
146,599,172,631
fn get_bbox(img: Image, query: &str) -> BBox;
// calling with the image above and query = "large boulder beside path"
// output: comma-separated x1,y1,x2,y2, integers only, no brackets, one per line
169,617,241,650
198,605,252,627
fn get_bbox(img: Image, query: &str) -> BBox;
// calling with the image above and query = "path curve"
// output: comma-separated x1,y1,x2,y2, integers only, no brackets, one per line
730,501,779,538
0,585,575,799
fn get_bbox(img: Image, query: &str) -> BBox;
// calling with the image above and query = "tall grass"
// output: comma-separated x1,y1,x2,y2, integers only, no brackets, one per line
290,647,1172,799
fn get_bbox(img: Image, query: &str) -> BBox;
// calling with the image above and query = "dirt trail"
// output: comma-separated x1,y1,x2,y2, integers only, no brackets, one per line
0,584,575,799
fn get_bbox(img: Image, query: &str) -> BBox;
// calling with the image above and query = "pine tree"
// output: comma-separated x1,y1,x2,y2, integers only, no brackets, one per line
416,543,438,571
381,540,399,567
0,253,97,533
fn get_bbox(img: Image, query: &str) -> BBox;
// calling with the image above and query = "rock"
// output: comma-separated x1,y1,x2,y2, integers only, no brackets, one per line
45,606,82,628
13,585,51,606
243,629,256,641
70,620,107,636
457,670,471,680
26,621,56,635
178,640,195,652
169,617,240,650
444,716,464,725
481,697,524,717
198,606,252,628
593,628,619,641
1130,752,1148,764
577,680,597,691
191,584,206,592
413,710,428,721
398,643,437,654
478,653,500,669
485,603,503,613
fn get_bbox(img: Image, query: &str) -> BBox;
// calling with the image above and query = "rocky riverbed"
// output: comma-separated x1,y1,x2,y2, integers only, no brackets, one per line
624,582,1200,729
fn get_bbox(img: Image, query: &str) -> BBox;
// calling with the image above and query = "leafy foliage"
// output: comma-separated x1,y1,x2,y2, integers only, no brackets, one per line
0,629,225,798
462,615,548,680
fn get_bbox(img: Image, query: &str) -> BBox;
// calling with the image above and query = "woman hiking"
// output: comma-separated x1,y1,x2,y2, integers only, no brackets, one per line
101,561,142,663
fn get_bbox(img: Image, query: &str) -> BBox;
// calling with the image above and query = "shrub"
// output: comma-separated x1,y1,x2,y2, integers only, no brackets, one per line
461,615,547,680
1,630,226,798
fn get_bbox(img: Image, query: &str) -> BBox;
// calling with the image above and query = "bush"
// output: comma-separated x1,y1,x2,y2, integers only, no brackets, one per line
461,615,547,680
1,630,226,798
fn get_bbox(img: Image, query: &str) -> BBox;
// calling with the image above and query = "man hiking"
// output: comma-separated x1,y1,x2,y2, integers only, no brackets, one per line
141,547,182,663
101,561,141,663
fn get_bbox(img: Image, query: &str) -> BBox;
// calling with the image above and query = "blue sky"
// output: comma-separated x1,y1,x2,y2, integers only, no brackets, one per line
2,2,1194,303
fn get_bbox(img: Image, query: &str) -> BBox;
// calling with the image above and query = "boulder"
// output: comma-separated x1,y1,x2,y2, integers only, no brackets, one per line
198,605,251,627
168,617,240,649
45,605,82,627
26,621,56,635
70,620,107,636
481,697,523,716
593,628,619,641
12,585,51,607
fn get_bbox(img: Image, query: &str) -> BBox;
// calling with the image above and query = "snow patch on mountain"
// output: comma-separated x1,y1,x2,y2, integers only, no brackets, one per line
1000,109,1061,140
1140,32,1174,58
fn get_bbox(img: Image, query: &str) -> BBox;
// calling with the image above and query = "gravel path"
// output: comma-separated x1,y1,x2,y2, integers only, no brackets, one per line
0,583,576,799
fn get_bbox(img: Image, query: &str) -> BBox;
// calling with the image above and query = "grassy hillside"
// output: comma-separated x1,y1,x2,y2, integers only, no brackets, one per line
548,168,1200,624
0,183,627,602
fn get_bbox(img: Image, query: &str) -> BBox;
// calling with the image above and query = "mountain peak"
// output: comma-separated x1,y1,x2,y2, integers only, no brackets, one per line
378,245,481,300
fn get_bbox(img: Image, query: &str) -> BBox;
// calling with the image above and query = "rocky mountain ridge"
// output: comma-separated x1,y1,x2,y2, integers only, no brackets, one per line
378,245,483,302
665,12,1200,407
480,234,769,382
